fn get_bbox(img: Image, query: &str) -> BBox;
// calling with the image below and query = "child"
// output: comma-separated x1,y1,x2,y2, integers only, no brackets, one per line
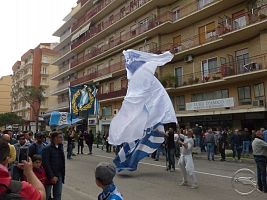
32,154,47,186
95,162,124,200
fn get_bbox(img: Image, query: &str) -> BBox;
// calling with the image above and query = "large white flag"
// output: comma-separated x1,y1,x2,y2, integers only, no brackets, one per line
108,49,177,145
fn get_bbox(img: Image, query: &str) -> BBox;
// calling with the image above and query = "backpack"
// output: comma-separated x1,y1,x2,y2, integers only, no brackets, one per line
0,181,23,200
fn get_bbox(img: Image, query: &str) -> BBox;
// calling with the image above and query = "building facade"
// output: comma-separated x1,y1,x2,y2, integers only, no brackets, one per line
0,75,12,114
52,0,267,132
11,43,58,131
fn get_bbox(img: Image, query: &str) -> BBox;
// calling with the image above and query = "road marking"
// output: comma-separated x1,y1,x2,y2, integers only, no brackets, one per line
94,154,232,179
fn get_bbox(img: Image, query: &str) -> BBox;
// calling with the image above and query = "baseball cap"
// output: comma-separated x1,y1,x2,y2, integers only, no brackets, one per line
95,162,116,185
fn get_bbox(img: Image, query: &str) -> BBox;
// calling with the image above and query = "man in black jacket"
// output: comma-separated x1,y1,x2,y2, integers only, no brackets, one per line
42,131,65,200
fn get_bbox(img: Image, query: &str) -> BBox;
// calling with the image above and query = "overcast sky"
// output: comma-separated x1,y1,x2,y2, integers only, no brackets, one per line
0,0,77,77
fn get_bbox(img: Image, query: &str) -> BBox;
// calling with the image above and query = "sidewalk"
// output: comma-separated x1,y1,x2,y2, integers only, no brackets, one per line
192,147,255,164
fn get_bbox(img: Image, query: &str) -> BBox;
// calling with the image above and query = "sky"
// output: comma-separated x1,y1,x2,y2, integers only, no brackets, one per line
0,0,77,77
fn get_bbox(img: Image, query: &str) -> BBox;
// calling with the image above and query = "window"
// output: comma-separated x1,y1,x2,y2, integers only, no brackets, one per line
199,21,216,44
102,106,112,116
109,82,114,92
120,7,126,18
139,18,149,32
192,89,229,102
254,83,265,98
198,0,213,9
236,48,249,73
173,35,182,52
232,10,247,30
42,67,47,74
173,7,180,21
201,57,218,78
177,96,185,111
175,67,183,87
130,24,137,36
238,86,251,105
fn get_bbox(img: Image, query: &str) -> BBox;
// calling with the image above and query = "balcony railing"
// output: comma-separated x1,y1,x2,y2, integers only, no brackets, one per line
72,0,114,32
71,12,173,68
51,64,70,78
162,54,267,88
52,81,69,94
70,61,124,86
80,0,88,7
97,88,127,101
71,0,151,49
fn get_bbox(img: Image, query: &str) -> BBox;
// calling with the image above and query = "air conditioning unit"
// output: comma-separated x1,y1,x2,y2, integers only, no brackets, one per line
252,100,265,107
113,109,119,115
184,54,193,63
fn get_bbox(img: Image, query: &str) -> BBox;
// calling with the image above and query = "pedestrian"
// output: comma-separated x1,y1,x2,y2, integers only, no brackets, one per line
252,130,267,193
231,129,243,161
165,127,176,171
193,124,202,147
42,131,65,200
0,138,46,200
24,131,34,144
32,154,48,186
96,131,101,148
67,128,75,160
242,128,251,157
13,133,31,181
77,131,84,154
104,132,111,153
95,162,124,200
178,129,198,189
2,134,16,164
85,130,94,155
29,132,46,159
219,129,228,161
205,128,215,161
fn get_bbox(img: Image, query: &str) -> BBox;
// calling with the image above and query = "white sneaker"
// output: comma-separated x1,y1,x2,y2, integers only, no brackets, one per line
190,184,198,189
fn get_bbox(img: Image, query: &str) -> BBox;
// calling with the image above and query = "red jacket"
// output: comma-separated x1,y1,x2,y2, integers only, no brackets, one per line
33,166,48,185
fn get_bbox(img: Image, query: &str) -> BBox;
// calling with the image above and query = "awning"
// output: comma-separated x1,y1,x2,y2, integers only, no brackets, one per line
71,22,91,41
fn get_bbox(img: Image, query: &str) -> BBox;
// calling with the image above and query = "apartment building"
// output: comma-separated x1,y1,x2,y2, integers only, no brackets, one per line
0,75,12,113
52,0,267,132
11,43,58,131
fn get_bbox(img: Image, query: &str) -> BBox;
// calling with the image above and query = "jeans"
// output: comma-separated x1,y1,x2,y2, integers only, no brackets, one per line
206,143,214,160
155,145,165,160
78,143,84,154
87,143,93,154
242,141,250,156
45,175,63,200
167,148,175,170
195,135,201,147
67,143,73,159
232,144,241,160
254,155,267,192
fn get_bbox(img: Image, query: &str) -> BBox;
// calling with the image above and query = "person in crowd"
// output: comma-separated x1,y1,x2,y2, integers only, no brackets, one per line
0,138,46,200
174,130,180,158
24,131,34,144
29,132,46,159
242,128,251,157
218,129,228,161
104,132,111,153
263,127,267,142
193,124,202,147
13,133,31,181
3,129,17,145
67,128,75,160
231,129,243,161
77,131,84,154
85,130,94,155
178,129,198,189
32,154,47,186
205,128,215,161
214,128,221,155
200,128,207,152
96,131,101,148
252,130,267,193
95,162,124,200
2,134,16,164
42,131,65,200
165,127,176,171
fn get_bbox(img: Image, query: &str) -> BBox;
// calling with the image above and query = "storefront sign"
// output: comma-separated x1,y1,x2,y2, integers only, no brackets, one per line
186,97,234,111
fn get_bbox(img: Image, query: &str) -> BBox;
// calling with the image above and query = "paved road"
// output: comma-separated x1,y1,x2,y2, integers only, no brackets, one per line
62,147,265,200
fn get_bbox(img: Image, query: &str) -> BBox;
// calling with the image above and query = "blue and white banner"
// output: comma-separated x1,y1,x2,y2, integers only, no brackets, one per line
69,85,98,118
49,111,82,128
114,123,165,171
109,49,177,171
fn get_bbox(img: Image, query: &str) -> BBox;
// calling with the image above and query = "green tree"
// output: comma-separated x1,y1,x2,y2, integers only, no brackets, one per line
0,112,24,128
20,86,45,132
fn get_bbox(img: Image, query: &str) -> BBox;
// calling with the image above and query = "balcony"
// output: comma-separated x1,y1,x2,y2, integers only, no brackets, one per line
48,101,69,112
72,0,115,32
164,53,267,92
51,81,69,95
70,61,124,86
51,64,70,80
97,88,127,101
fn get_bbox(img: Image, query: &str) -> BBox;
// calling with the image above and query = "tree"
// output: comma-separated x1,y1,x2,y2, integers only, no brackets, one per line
0,112,24,128
20,86,45,132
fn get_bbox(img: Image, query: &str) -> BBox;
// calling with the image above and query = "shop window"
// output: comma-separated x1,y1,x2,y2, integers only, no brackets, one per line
238,86,251,105
177,95,185,111
254,83,265,99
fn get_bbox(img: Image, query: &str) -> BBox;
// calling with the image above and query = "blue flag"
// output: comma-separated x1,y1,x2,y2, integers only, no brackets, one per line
49,111,82,128
113,123,165,171
69,85,98,118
